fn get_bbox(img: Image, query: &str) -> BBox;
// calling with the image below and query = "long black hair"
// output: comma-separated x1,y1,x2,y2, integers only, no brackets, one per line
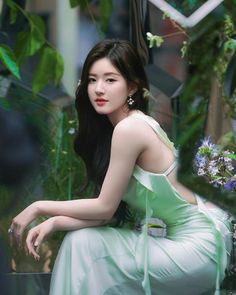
74,39,149,225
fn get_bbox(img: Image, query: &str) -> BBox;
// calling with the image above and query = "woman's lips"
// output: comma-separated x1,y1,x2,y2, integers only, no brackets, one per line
95,99,108,106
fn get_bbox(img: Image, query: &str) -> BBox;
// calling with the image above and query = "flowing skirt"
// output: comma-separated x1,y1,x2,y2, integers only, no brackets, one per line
49,208,232,295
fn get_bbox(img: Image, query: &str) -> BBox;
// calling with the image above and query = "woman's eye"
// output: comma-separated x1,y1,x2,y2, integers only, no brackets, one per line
88,77,96,83
107,78,116,83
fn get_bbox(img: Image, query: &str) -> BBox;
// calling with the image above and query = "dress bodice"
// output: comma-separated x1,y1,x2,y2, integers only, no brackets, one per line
123,112,193,225
122,112,228,295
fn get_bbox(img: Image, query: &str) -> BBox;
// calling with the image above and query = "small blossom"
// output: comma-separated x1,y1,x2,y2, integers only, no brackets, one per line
197,167,205,176
68,127,75,135
208,160,219,175
194,136,235,192
146,32,164,48
224,176,236,192
194,153,207,168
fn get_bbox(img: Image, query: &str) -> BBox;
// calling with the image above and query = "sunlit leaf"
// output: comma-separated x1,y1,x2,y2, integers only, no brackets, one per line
225,153,236,160
28,14,46,41
32,46,64,94
0,44,20,79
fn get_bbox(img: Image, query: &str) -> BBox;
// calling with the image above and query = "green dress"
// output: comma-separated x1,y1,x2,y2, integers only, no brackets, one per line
49,113,232,295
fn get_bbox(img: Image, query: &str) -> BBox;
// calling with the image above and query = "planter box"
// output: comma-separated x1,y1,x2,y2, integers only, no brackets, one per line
4,272,51,295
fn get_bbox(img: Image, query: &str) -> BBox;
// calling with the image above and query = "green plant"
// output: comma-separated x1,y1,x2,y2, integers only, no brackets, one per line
146,1,236,215
1,0,64,94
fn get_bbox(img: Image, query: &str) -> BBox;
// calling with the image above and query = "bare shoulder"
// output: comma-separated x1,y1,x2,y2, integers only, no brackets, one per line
112,116,149,150
113,115,149,137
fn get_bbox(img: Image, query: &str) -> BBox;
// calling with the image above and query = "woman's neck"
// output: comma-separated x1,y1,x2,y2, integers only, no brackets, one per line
108,109,143,126
108,109,129,126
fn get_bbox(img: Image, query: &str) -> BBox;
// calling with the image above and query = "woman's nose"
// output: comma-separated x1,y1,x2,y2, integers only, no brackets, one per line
95,81,105,94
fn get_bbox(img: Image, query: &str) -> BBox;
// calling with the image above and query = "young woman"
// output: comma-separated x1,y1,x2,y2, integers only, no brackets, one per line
9,39,232,295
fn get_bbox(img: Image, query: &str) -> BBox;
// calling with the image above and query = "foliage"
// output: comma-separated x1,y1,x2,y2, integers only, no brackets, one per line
0,86,90,269
0,0,113,94
0,0,64,94
175,1,236,214
147,1,236,214
0,44,20,79
213,15,236,118
0,88,90,208
167,0,207,16
69,0,113,33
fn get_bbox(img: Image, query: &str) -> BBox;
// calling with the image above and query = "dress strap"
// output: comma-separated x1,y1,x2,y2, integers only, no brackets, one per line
130,112,177,154
163,160,177,176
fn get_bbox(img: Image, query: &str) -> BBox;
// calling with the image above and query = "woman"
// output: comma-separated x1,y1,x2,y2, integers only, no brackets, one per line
9,39,232,295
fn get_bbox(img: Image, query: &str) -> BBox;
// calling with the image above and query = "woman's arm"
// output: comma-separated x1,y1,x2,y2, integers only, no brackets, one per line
10,118,146,242
26,216,109,260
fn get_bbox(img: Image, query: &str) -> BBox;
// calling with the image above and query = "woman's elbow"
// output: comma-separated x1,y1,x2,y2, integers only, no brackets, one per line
97,200,116,221
101,209,114,221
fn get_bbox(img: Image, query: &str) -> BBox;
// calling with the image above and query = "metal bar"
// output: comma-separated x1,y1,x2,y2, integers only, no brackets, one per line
148,0,224,28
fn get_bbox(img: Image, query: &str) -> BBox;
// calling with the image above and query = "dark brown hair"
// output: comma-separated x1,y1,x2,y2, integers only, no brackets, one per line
74,39,149,225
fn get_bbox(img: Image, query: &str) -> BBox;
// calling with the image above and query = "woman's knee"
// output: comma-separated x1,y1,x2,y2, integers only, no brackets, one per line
63,228,94,246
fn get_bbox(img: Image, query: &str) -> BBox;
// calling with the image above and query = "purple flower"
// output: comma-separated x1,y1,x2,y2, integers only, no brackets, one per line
224,176,236,192
208,160,219,176
194,137,235,191
195,153,207,168
199,137,219,156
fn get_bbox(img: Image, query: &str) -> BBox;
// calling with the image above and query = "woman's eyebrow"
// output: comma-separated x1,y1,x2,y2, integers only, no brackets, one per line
88,72,121,77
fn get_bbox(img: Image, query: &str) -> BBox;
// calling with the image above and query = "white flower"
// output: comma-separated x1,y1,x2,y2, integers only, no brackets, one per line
208,160,219,176
68,128,75,135
146,32,153,40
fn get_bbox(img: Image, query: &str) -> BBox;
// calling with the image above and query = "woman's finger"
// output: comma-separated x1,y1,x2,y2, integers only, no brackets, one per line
26,229,40,260
34,234,44,255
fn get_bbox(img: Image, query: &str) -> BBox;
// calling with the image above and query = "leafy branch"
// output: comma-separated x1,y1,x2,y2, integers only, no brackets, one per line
0,0,64,94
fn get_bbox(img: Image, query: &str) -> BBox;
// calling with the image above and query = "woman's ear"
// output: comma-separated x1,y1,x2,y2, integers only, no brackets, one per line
128,84,138,96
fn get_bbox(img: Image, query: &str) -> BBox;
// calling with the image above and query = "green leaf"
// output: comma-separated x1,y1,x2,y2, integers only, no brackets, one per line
54,51,64,85
9,3,18,24
69,0,89,9
146,33,164,48
0,44,20,79
32,46,64,94
28,14,46,40
224,153,236,160
100,0,112,33
5,0,18,24
15,14,46,64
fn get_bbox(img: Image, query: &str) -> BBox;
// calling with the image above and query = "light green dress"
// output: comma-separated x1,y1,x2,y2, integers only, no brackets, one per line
49,113,232,295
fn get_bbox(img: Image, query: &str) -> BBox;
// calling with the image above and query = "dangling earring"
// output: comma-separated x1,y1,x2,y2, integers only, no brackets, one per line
127,95,134,106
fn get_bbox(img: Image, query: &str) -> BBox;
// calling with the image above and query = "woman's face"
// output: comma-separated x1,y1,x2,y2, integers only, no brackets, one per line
87,58,133,121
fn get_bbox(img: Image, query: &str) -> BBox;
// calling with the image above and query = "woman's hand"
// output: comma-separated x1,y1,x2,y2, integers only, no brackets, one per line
9,202,39,248
26,217,56,261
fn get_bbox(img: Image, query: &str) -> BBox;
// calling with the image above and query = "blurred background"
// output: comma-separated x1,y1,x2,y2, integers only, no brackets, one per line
0,0,235,294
